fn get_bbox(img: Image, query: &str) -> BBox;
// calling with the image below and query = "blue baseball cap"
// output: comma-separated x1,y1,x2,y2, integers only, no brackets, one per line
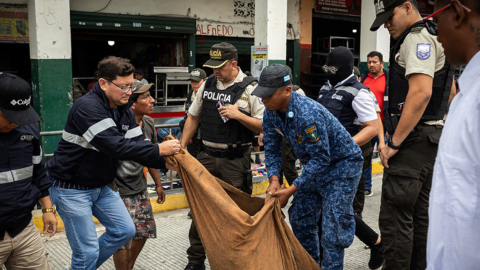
252,64,292,98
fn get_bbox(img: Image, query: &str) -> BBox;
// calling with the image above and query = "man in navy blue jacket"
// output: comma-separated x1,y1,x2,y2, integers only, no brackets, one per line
0,73,57,269
47,57,180,270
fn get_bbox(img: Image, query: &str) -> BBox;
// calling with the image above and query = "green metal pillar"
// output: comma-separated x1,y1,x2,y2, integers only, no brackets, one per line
28,0,72,155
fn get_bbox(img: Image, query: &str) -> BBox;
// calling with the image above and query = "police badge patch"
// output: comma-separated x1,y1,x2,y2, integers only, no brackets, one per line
417,43,431,60
304,125,320,142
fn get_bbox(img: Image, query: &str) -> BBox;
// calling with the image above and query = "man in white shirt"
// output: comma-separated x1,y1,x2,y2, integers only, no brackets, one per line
426,1,480,269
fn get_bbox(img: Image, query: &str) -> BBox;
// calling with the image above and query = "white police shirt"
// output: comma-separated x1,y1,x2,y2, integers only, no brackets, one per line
426,50,480,270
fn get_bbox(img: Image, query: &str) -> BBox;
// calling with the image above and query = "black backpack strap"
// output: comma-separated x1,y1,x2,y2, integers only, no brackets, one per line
230,76,258,103
235,76,258,90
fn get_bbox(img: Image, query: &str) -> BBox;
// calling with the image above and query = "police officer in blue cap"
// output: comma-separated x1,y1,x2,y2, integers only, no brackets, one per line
255,64,363,270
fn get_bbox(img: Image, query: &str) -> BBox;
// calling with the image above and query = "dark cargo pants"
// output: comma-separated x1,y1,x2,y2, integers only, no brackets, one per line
380,124,441,270
187,149,252,265
353,142,373,215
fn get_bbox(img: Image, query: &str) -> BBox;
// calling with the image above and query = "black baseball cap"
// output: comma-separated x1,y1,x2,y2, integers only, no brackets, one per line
135,69,144,75
189,68,207,81
370,0,406,31
252,64,292,98
203,42,238,68
0,73,40,125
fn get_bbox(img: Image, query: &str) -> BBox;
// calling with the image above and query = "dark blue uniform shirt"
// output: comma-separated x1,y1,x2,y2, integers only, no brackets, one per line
0,123,50,240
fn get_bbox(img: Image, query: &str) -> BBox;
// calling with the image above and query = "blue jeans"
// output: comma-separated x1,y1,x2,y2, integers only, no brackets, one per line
50,185,135,270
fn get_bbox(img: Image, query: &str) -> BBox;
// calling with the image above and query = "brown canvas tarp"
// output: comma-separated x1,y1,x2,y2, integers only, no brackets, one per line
164,142,321,270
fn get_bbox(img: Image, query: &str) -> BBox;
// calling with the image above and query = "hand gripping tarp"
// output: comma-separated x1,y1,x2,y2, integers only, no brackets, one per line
164,138,321,270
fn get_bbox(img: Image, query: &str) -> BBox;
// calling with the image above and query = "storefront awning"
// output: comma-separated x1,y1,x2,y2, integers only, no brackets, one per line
196,36,254,55
70,11,196,34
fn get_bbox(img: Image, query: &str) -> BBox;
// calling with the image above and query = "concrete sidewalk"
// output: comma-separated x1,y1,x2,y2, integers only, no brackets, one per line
42,172,384,270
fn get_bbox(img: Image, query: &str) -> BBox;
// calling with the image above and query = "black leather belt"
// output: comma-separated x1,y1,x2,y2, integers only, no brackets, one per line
202,145,250,159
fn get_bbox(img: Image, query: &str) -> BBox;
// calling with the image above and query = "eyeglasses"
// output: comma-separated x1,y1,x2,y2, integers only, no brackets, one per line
322,65,338,75
423,3,472,36
105,79,137,93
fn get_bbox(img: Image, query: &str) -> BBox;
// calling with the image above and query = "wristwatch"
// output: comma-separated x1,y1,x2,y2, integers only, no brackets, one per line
42,207,56,215
387,137,402,150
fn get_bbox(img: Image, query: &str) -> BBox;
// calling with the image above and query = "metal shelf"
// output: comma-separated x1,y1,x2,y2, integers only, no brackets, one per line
154,67,190,106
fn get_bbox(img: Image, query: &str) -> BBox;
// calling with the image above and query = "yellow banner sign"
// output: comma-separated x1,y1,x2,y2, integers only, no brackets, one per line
0,9,29,43
252,54,266,59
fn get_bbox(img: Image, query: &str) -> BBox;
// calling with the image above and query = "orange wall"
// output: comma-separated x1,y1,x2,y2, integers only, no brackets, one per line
299,0,315,91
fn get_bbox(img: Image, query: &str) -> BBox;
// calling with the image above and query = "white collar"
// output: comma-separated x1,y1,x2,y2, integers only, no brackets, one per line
458,50,480,94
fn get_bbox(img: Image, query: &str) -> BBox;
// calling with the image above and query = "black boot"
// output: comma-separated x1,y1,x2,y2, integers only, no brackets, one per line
368,240,385,269
254,154,262,164
184,263,205,270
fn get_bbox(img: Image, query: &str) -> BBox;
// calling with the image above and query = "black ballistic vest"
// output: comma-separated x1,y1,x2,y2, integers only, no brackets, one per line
388,21,454,122
317,76,364,137
200,74,257,145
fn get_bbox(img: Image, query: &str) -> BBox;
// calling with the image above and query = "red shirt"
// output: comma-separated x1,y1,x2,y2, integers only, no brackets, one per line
363,73,386,121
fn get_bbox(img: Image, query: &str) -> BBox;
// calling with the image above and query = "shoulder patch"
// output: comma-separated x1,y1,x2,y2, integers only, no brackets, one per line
417,43,431,60
258,97,263,105
304,124,320,142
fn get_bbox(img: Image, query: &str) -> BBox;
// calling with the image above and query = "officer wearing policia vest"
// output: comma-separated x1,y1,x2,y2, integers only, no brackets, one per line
370,0,454,269
179,42,264,270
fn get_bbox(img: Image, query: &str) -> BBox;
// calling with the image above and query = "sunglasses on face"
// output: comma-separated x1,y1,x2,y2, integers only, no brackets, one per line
423,2,472,36
322,65,339,75
105,79,137,93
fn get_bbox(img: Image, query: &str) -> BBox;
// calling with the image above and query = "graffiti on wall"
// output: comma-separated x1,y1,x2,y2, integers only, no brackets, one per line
234,0,255,18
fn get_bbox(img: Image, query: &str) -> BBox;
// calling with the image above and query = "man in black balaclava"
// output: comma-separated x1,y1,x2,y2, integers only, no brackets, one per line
317,47,385,269
324,46,354,86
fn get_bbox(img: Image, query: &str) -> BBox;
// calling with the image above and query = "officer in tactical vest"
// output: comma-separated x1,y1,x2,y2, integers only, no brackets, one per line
317,47,385,269
370,0,454,269
180,68,207,158
179,42,264,270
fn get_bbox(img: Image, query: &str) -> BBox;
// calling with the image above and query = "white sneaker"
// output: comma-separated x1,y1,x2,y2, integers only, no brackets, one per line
365,189,374,197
